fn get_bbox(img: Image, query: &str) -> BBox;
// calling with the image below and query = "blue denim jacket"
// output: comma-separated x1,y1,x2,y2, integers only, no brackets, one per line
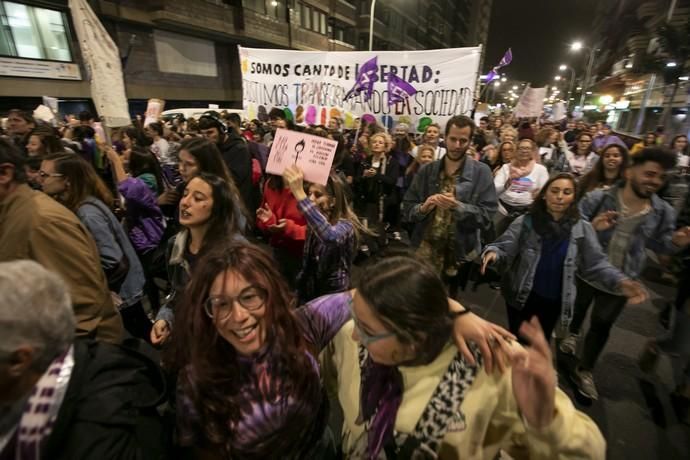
483,215,626,328
403,157,497,261
77,197,145,307
578,187,679,278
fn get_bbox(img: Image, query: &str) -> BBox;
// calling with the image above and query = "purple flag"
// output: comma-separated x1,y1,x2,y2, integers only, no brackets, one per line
485,48,512,83
344,56,379,102
387,73,417,105
497,48,513,67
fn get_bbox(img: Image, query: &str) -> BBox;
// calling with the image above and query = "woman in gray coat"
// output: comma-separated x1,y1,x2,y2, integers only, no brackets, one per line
481,173,647,340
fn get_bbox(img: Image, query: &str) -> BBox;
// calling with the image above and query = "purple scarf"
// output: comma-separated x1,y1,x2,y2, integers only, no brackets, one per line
358,355,403,459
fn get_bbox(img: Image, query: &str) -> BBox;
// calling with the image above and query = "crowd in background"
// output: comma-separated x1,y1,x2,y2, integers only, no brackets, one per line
1,104,690,459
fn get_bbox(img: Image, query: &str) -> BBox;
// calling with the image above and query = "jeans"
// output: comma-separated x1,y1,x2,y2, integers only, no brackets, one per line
569,278,627,370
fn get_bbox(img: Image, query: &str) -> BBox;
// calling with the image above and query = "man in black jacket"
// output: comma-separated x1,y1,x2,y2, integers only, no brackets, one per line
198,111,255,214
0,260,167,460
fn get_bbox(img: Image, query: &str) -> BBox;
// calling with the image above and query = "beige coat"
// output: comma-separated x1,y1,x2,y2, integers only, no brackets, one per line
0,184,123,343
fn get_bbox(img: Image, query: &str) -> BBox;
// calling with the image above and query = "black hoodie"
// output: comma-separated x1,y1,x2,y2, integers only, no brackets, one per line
218,131,255,214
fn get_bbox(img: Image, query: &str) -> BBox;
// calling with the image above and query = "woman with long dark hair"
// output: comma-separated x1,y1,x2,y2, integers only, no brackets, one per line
169,242,513,459
565,132,599,178
151,172,246,345
39,153,150,340
328,255,605,459
481,173,646,339
157,136,247,235
283,165,371,303
578,143,629,198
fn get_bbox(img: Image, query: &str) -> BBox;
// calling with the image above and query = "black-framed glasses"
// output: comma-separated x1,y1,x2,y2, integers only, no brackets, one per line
204,286,267,320
38,170,64,179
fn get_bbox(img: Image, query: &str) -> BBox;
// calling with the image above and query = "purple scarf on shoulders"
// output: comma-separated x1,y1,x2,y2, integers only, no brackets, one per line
357,355,403,460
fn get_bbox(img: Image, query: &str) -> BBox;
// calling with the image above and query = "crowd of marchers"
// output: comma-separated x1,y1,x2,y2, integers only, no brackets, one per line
1,105,689,459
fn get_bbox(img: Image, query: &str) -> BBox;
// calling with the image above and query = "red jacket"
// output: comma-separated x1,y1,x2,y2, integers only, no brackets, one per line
255,184,306,257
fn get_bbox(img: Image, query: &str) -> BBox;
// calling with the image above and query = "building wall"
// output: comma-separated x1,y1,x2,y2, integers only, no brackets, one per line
1,0,491,110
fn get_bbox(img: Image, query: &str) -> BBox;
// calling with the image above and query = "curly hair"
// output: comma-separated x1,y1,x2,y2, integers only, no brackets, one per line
168,242,324,457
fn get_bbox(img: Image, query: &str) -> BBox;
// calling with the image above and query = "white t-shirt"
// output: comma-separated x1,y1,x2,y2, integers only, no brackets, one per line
494,163,549,208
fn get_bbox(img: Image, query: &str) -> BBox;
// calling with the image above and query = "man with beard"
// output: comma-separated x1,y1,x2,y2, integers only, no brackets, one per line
561,147,690,400
198,111,254,214
403,115,497,297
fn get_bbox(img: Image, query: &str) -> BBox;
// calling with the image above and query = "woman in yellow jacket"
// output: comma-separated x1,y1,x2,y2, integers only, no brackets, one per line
326,255,605,460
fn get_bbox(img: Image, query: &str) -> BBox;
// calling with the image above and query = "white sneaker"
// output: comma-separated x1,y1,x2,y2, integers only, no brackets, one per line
559,333,579,356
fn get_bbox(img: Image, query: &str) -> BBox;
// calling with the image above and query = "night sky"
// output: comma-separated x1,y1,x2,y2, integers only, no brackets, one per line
484,0,600,87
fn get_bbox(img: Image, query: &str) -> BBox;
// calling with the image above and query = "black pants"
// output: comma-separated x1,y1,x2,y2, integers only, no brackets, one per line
569,278,627,370
507,291,562,342
138,248,162,314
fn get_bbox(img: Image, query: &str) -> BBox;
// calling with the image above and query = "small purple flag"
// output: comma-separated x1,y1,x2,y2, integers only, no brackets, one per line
486,48,512,83
497,48,513,67
344,56,379,102
387,73,417,105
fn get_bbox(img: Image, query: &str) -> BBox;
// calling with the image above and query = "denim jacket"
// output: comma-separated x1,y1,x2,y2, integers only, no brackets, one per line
579,186,679,278
403,157,497,261
77,197,145,307
483,215,626,328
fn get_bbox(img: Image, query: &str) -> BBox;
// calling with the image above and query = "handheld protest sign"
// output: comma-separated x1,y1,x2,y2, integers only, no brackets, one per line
266,128,338,186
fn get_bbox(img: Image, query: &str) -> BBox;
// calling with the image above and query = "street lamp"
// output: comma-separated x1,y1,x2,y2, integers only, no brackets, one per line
368,0,377,51
570,41,598,110
558,64,577,110
554,75,561,81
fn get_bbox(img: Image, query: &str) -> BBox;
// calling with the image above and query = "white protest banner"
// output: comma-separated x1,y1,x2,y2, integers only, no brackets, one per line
239,46,481,132
144,99,165,127
551,101,567,121
69,0,130,127
266,128,338,186
514,86,547,119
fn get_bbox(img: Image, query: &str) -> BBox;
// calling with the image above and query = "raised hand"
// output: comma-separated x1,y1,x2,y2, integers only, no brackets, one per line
510,317,557,429
283,165,307,200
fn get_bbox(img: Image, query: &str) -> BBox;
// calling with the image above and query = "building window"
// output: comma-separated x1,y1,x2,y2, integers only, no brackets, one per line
266,0,286,20
298,2,327,35
242,0,266,14
300,3,311,29
0,1,72,61
154,30,218,77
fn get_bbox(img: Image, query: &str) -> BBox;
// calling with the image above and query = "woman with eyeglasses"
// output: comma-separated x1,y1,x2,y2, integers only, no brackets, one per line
38,153,150,340
169,242,513,459
565,133,599,178
327,255,606,459
150,172,246,345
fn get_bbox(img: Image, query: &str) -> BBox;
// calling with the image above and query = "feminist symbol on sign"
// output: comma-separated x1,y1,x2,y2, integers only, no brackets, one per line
294,139,306,164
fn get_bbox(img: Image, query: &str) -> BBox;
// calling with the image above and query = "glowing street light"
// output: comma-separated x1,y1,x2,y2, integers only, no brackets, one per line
512,85,518,90
667,61,678,68
599,95,613,105
559,64,567,71
571,41,583,51
501,77,507,82
494,81,501,87
554,75,562,81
